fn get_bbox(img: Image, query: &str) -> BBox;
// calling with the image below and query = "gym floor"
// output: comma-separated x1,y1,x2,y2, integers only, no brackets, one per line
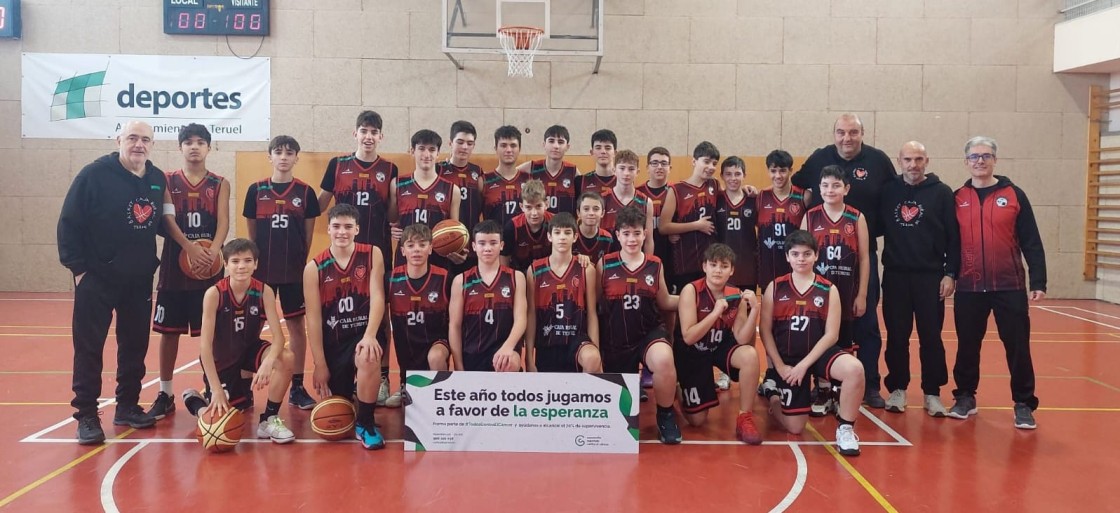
0,293,1116,512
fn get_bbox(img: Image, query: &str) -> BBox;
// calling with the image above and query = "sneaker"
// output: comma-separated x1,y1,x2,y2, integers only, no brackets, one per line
810,387,834,418
758,378,779,399
639,388,648,402
863,391,886,409
884,389,907,413
376,377,390,406
355,424,386,450
113,404,156,429
256,415,295,444
182,388,208,417
656,409,682,444
385,391,404,408
1013,403,1037,430
947,394,978,419
735,412,763,445
835,424,860,456
715,371,731,391
924,395,948,417
640,367,654,389
147,391,176,420
288,385,317,410
76,414,105,445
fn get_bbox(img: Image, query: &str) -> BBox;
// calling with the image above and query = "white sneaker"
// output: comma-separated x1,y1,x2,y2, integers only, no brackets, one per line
924,395,948,417
715,371,731,391
885,389,907,413
384,391,403,408
256,415,295,444
836,424,860,456
376,377,390,406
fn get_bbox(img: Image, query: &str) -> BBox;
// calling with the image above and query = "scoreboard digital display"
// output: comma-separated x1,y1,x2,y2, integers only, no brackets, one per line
164,0,269,36
0,0,21,39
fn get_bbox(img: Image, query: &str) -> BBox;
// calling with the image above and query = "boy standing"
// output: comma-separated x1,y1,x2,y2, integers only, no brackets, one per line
521,125,580,215
482,126,529,228
715,156,758,292
601,150,655,255
438,120,485,276
243,135,320,410
756,150,806,291
579,129,618,195
501,179,553,272
660,142,721,294
638,147,675,275
390,129,464,271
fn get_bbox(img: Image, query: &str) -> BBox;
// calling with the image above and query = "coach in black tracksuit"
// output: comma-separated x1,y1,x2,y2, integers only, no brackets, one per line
947,136,1046,430
58,121,165,444
879,142,959,417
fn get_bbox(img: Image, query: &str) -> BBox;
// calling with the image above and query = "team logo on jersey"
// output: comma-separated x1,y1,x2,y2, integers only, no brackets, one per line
645,274,655,286
562,179,572,188
572,277,580,288
815,262,830,275
428,292,439,303
708,186,715,195
853,168,868,180
355,265,367,281
206,187,216,200
897,201,923,226
543,325,552,336
743,208,753,217
471,171,480,181
435,192,446,203
763,238,778,249
126,198,157,228
292,197,302,207
789,202,801,215
375,171,386,182
326,316,340,329
844,223,855,236
501,286,511,298
249,305,259,316
813,296,825,308
996,197,1008,207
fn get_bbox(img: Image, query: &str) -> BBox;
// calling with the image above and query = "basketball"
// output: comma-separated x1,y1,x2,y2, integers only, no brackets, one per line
431,219,469,257
197,407,244,453
311,396,356,441
178,239,223,280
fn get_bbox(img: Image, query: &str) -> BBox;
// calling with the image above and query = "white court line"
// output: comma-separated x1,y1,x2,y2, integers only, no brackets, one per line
769,444,807,513
24,437,909,447
1066,306,1120,321
100,441,148,513
859,407,912,447
0,298,74,302
1037,306,1120,331
21,359,200,442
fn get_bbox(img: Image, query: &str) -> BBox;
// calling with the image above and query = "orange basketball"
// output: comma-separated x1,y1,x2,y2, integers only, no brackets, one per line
311,396,356,441
178,239,223,280
431,219,469,257
197,407,244,453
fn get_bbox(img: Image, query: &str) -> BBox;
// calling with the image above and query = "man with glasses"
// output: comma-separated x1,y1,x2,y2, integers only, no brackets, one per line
948,136,1046,430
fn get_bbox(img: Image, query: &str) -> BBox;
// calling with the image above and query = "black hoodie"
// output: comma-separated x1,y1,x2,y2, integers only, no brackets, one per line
57,152,167,280
880,173,960,276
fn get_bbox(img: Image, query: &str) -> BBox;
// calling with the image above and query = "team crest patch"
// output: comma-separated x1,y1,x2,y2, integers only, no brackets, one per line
708,186,715,195
645,274,655,286
428,292,439,303
996,197,1008,207
249,305,259,316
435,192,446,203
206,187,216,199
744,208,754,217
853,168,868,180
563,179,571,188
789,202,801,215
376,171,386,182
355,265,367,281
471,171,480,180
292,197,302,207
813,296,824,308
844,223,855,236
501,286,511,298
126,198,157,228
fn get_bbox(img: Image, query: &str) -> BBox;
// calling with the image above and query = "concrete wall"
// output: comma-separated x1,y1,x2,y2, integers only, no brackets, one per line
0,0,1106,296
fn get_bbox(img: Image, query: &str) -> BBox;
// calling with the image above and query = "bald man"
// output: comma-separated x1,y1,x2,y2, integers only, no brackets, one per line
878,142,959,417
793,113,897,408
59,121,168,444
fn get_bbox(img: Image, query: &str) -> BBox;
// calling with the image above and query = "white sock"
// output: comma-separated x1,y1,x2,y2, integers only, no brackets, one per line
160,380,173,395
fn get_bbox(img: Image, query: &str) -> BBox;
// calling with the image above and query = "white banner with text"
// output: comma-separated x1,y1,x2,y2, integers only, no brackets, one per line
21,53,270,141
404,371,640,454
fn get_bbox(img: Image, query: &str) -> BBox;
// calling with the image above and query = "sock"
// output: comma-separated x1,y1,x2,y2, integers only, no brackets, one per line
838,416,855,426
184,395,207,416
292,373,304,388
160,380,173,395
656,405,673,416
260,400,281,422
357,400,376,429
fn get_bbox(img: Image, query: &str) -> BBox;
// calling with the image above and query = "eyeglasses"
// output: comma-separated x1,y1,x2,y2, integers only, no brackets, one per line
966,153,995,163
648,160,670,168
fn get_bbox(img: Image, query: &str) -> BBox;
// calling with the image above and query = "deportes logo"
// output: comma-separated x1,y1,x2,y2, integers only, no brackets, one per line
52,69,245,121
126,198,157,229
51,70,107,121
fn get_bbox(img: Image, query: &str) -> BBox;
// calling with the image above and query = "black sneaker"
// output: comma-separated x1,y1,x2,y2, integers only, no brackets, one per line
76,414,105,445
656,409,682,445
147,392,175,420
288,385,317,410
1013,403,1037,430
113,404,156,429
862,391,886,409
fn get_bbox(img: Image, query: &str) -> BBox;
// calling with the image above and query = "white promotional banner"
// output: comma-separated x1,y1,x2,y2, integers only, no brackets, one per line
404,371,640,454
21,53,270,141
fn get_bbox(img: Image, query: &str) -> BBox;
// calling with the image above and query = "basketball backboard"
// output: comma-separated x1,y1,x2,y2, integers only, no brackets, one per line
442,0,603,72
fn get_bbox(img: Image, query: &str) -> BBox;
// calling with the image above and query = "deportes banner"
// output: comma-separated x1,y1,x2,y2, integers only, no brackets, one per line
21,53,270,141
404,371,640,454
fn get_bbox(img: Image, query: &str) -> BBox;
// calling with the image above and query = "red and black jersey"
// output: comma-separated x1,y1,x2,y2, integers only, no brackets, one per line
528,160,579,215
756,187,806,291
320,154,397,250
769,274,832,361
805,204,861,320
482,169,529,227
682,278,741,354
395,175,455,269
579,172,615,196
159,169,226,291
669,179,719,276
502,211,553,272
574,228,614,264
638,183,673,272
211,277,266,372
598,253,664,355
243,179,320,284
388,265,450,355
601,189,650,235
437,160,484,234
531,257,587,348
955,179,1047,293
312,244,375,349
459,266,519,356
715,191,759,289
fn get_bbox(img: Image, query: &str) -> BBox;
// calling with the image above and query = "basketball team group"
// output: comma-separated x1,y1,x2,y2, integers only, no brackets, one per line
57,111,1047,457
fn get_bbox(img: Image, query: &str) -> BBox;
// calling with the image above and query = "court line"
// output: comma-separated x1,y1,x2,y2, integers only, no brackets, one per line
902,405,1120,412
0,402,73,406
100,441,148,513
769,444,807,513
859,407,912,446
804,424,899,513
1037,306,1120,331
22,437,910,447
1066,306,1120,321
0,428,136,509
0,298,74,302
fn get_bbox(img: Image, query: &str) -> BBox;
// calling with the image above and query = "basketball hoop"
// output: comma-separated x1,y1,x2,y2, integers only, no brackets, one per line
497,26,544,78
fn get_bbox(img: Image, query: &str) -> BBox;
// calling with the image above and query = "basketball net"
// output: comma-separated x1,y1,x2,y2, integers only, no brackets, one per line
497,26,544,78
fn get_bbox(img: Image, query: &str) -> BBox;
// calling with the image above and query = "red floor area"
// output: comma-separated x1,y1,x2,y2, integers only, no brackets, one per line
0,295,1117,512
